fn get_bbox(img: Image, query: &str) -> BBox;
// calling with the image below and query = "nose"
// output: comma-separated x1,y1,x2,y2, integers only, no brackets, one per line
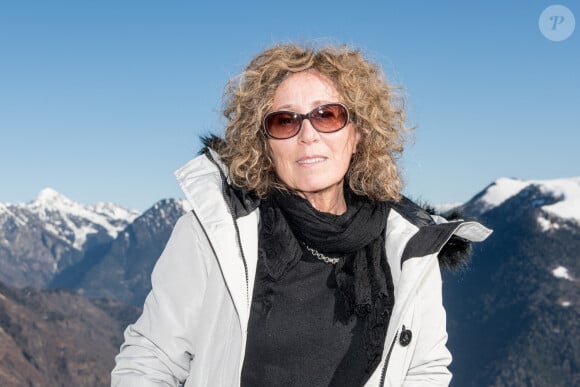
297,117,320,144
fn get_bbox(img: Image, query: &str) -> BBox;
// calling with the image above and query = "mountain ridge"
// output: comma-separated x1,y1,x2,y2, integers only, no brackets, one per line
460,176,580,223
0,188,141,288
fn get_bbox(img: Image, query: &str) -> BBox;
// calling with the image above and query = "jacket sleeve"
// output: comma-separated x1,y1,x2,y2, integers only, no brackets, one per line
403,256,452,387
111,213,210,387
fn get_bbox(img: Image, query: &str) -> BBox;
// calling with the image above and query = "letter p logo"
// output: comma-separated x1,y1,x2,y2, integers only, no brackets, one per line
539,5,575,42
550,15,565,30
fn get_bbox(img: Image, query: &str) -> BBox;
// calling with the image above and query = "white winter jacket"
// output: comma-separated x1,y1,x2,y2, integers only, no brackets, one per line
111,150,491,387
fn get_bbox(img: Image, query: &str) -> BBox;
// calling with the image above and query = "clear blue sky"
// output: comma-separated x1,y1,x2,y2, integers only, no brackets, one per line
1,1,578,210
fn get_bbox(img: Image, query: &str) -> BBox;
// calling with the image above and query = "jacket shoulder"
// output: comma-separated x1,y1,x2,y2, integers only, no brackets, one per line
389,196,475,270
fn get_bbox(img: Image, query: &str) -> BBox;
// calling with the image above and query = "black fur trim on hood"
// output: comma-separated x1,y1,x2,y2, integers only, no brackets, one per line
425,206,473,271
437,233,472,271
198,134,227,155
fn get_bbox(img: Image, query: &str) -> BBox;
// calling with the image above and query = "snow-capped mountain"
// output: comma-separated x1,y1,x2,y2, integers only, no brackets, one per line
50,198,189,306
460,177,580,229
12,188,139,249
444,176,579,386
0,188,140,288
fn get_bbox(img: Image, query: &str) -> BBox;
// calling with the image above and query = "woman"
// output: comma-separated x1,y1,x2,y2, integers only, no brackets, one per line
112,44,491,386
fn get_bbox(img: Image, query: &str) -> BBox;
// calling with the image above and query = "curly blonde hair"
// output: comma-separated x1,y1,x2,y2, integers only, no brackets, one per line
216,43,410,202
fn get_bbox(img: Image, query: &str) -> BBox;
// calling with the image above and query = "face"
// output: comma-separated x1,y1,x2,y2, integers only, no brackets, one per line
267,71,360,203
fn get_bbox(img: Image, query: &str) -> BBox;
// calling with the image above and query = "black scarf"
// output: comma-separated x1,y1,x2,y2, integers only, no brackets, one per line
258,188,394,372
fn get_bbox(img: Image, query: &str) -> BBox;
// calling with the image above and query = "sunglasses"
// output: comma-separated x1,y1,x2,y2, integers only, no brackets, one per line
263,103,350,140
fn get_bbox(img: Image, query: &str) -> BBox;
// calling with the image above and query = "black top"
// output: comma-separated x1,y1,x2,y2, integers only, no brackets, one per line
240,249,372,387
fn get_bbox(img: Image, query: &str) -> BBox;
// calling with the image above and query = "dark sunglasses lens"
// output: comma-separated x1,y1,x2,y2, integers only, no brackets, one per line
310,105,348,132
266,112,300,138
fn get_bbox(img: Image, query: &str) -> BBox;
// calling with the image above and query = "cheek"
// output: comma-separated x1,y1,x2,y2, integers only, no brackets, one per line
269,144,287,167
268,142,293,179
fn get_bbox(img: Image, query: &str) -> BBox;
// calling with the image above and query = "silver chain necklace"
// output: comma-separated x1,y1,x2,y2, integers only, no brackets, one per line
305,245,341,265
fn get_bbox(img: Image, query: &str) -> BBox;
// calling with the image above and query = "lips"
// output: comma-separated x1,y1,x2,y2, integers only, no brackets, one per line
297,156,327,165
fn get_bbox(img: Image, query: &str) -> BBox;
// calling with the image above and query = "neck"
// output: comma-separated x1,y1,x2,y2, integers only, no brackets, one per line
298,184,347,215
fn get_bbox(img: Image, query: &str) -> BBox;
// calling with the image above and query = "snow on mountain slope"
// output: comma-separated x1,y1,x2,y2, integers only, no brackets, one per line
434,202,463,214
475,177,580,225
537,178,580,223
0,202,27,226
2,188,140,250
552,265,574,281
475,177,531,212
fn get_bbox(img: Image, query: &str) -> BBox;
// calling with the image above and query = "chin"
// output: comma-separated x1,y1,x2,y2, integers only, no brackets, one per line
293,180,344,195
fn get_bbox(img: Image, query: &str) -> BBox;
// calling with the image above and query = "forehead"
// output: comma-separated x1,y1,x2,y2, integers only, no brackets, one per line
272,70,341,110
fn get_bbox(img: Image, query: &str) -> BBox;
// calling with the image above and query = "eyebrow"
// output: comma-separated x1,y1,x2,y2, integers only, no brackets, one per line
272,100,337,112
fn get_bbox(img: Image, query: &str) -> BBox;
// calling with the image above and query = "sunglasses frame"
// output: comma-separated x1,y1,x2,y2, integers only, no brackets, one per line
262,103,350,140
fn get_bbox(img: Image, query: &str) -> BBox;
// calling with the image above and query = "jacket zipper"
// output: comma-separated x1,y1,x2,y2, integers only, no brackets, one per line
226,200,250,308
379,329,399,387
204,151,250,307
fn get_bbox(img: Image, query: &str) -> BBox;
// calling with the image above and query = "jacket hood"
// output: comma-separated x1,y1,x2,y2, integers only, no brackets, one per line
390,197,475,271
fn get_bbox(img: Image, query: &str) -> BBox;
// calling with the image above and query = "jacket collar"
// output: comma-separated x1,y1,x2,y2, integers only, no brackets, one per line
174,150,260,335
